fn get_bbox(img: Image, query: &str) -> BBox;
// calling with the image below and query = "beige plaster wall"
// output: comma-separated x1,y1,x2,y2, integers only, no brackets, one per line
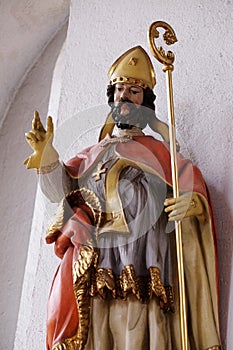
0,24,68,350
0,0,69,127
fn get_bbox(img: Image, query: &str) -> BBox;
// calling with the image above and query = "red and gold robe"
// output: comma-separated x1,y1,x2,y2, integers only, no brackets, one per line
45,135,221,350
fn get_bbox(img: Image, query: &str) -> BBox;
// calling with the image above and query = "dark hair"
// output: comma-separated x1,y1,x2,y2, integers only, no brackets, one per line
106,84,156,128
106,84,115,105
142,87,156,111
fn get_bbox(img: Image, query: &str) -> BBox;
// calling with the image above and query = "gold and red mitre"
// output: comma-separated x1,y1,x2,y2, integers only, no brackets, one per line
108,45,156,89
99,46,157,141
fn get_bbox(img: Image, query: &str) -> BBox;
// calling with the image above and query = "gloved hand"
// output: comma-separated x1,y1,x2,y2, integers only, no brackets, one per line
164,192,205,222
24,111,59,170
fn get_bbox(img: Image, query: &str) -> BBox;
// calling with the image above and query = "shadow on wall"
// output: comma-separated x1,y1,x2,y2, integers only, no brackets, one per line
209,185,233,349
0,23,68,350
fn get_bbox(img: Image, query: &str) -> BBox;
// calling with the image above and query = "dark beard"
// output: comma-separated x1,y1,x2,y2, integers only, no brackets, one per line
111,100,147,129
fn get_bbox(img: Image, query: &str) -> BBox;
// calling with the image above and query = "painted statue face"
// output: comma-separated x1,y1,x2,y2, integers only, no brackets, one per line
112,83,144,129
114,83,144,115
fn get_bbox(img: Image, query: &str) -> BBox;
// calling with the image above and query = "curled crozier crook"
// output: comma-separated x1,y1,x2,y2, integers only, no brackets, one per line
148,21,177,67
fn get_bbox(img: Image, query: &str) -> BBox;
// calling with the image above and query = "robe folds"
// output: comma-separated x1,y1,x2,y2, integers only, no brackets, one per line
45,135,221,350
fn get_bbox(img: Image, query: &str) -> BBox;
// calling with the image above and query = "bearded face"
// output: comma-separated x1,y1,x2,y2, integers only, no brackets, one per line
107,83,156,130
111,83,145,129
111,98,144,129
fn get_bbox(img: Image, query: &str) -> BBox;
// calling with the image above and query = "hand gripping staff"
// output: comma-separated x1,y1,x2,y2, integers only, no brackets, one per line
148,21,188,350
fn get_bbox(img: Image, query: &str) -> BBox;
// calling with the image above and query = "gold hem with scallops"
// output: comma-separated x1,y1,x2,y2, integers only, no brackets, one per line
56,243,174,350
